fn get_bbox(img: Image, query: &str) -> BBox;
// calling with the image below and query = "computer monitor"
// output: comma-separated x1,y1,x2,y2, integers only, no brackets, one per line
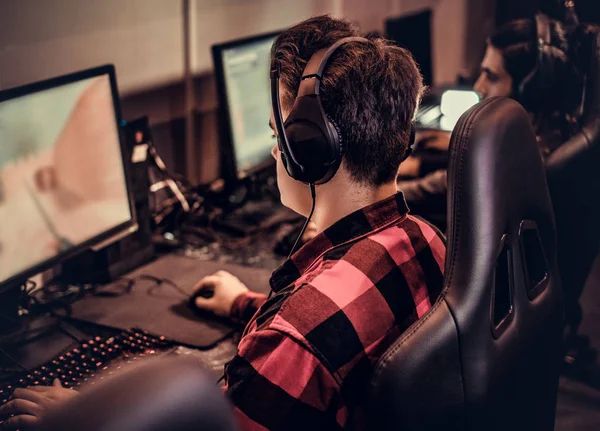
0,65,135,291
212,31,279,183
385,10,433,87
415,89,480,132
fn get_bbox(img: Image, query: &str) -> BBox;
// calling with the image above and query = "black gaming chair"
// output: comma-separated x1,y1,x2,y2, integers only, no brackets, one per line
369,97,564,430
40,356,238,431
545,25,600,342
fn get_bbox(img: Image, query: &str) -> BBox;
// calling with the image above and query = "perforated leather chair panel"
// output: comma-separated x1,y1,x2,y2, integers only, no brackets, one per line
369,300,465,429
369,98,563,431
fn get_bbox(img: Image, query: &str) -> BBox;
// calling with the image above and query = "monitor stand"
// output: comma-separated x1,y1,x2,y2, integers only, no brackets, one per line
60,226,155,285
0,284,22,337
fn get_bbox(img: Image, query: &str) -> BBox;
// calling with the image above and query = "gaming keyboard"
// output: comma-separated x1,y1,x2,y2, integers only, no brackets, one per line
0,329,175,406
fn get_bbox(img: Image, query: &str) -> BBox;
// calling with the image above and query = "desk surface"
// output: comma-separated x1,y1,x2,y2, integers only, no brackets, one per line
71,253,273,348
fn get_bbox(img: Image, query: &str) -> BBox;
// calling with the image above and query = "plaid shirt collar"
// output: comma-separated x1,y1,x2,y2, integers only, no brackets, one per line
270,192,410,293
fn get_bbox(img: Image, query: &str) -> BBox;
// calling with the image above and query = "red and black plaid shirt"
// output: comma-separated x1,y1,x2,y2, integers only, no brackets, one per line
226,192,446,430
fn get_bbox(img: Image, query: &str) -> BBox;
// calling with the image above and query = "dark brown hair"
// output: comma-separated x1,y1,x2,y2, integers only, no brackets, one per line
271,15,424,186
489,18,575,107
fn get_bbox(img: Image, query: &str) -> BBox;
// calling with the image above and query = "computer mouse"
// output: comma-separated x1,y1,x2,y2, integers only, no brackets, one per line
189,288,215,310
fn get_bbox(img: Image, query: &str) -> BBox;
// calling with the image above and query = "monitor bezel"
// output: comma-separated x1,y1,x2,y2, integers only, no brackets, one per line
0,64,137,292
211,31,280,188
385,10,433,87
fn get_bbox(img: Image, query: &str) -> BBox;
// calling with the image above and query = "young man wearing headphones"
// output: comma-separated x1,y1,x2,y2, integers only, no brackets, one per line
398,13,581,229
0,15,445,431
192,15,445,430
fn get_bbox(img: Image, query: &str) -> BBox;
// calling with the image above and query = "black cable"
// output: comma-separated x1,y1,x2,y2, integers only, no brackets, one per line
39,280,86,304
91,277,136,297
138,274,189,299
266,184,317,301
287,183,317,260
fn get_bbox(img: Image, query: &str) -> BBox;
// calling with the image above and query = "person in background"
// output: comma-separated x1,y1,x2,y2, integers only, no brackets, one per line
397,14,581,232
398,14,593,366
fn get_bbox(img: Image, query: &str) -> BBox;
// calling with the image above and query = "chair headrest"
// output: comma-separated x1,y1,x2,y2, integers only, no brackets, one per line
445,97,556,299
368,97,563,431
40,356,238,431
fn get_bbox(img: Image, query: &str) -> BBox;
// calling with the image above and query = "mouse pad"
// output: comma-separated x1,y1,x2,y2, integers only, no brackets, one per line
70,254,274,348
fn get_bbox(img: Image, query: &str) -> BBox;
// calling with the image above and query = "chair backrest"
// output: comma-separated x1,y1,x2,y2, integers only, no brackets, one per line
369,97,564,431
40,356,238,431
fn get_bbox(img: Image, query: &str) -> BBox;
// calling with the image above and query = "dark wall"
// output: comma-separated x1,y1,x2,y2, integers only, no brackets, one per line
496,0,539,25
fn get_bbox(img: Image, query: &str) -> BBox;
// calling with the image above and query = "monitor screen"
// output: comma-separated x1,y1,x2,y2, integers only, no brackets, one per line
415,89,479,132
0,65,134,288
439,89,480,131
213,32,279,179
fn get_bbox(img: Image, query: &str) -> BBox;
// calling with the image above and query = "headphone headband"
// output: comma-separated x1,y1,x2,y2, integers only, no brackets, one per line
298,37,370,97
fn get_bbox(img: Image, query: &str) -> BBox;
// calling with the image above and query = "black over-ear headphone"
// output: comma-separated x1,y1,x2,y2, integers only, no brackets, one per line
270,37,368,184
517,13,571,110
271,36,416,184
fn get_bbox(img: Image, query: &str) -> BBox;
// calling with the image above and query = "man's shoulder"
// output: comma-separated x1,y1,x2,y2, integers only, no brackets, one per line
313,214,446,285
262,216,445,367
274,215,445,323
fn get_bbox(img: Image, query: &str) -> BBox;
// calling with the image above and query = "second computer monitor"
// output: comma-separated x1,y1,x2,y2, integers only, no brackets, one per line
386,10,433,87
212,31,279,182
0,65,135,290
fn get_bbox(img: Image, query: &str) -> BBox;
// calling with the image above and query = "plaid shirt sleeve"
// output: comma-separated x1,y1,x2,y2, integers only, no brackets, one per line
230,291,268,325
224,328,345,430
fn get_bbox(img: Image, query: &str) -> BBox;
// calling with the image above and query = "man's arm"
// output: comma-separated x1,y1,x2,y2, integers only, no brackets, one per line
225,328,344,430
230,292,267,325
398,169,448,203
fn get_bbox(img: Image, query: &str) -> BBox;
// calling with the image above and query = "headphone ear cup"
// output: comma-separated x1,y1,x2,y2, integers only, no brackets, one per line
308,114,343,184
326,114,343,155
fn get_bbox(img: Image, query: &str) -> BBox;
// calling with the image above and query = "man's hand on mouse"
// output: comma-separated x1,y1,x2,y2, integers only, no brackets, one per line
192,270,249,317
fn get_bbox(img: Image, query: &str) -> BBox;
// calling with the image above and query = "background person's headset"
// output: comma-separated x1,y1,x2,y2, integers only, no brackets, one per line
517,13,572,111
270,36,415,186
